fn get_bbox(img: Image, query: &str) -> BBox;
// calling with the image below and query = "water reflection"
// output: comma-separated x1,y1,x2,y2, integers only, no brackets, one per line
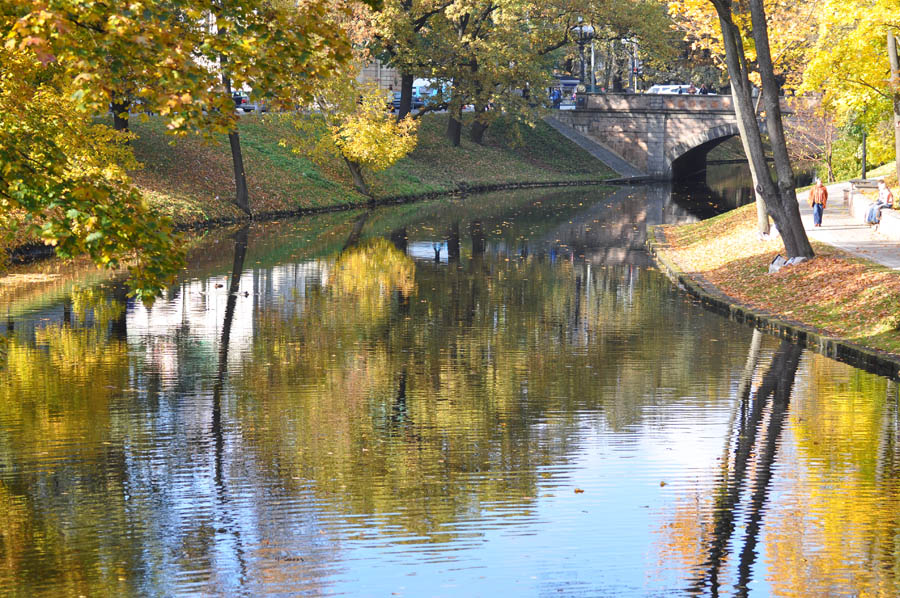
690,334,803,596
671,159,817,220
0,186,898,596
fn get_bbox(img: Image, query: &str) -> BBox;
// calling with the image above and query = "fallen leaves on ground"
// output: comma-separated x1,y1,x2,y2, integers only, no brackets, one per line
659,203,900,355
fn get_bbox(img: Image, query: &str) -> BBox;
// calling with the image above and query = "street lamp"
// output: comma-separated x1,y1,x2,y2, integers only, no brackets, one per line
622,38,640,92
571,18,595,91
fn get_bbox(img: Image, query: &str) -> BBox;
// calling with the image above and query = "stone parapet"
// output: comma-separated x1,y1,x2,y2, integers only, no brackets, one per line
847,186,900,240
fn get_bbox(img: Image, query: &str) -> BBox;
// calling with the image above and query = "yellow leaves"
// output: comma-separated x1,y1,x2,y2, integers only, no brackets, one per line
166,116,186,130
331,238,417,314
661,202,900,348
0,45,183,299
285,78,419,188
69,186,95,201
331,85,419,172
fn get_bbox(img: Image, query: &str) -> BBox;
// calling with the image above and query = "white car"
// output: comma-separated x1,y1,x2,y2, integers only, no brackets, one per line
646,84,691,94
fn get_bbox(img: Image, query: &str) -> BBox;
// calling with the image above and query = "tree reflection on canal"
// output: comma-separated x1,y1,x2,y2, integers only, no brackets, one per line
1,185,899,596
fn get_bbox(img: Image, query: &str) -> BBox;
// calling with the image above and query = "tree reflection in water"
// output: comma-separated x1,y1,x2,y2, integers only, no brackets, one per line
4,186,900,596
690,337,802,596
210,225,250,586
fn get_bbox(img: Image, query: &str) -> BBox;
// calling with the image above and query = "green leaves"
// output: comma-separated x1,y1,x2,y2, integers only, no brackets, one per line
0,48,184,300
2,0,365,298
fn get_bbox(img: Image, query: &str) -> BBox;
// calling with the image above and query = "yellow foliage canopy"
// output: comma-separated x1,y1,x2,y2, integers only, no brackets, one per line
332,85,419,172
0,48,183,300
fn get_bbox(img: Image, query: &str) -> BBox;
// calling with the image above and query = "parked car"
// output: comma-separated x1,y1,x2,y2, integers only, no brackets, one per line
241,98,268,113
391,92,425,110
232,92,268,112
232,92,250,109
646,84,718,95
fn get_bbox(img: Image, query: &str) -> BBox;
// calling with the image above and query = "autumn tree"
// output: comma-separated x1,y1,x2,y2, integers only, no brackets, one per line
585,0,681,91
287,80,418,197
669,0,813,256
669,0,820,238
416,0,583,146
371,0,452,120
709,0,813,258
0,47,183,300
2,0,359,296
799,0,900,185
6,0,355,214
784,100,838,182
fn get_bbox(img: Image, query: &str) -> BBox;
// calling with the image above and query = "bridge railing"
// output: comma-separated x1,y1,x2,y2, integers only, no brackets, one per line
581,92,794,114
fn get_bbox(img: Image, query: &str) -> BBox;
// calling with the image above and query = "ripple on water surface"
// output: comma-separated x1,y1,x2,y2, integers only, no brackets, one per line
2,189,899,597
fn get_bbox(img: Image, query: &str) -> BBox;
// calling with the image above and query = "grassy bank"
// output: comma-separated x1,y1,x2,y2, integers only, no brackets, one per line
129,112,615,226
652,202,900,357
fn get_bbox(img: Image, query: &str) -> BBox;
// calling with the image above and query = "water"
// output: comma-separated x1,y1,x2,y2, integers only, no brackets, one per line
1,184,898,597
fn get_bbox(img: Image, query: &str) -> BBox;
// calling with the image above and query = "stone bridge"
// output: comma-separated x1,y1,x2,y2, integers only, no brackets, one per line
551,93,791,179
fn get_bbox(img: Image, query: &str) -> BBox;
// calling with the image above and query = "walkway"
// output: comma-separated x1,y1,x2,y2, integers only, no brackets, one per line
797,182,900,270
544,116,645,178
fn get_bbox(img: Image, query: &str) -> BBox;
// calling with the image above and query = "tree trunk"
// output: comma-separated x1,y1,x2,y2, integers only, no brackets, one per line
747,0,812,258
729,81,770,236
221,72,252,217
447,102,463,147
890,33,900,187
603,40,615,90
111,98,130,132
470,105,488,144
342,211,370,251
228,131,252,216
712,0,813,258
390,227,408,252
447,221,460,264
470,219,485,257
826,147,835,182
109,281,130,341
212,224,249,487
397,72,415,121
733,339,801,593
343,156,371,197
862,130,868,179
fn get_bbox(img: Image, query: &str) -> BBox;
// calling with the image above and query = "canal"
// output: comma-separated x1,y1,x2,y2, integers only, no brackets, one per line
0,179,896,596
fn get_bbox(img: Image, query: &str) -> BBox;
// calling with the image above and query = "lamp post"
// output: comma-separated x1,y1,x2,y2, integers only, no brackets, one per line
571,19,595,92
622,38,639,92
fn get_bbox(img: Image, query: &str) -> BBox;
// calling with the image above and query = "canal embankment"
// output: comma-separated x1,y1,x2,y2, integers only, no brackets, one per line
648,194,900,377
131,112,616,224
6,112,620,262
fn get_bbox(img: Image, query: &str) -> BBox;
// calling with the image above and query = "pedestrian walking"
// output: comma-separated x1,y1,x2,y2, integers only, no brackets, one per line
808,178,828,227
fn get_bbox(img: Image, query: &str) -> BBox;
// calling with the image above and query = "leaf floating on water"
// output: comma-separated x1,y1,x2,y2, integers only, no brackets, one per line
574,488,584,494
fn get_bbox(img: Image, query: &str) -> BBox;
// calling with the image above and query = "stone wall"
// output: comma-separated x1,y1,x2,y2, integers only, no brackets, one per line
555,93,751,178
358,60,401,91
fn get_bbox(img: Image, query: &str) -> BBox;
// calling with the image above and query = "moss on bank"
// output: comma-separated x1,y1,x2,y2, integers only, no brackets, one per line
653,202,900,358
129,112,615,227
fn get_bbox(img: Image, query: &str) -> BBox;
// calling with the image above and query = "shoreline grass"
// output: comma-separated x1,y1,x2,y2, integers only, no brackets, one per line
4,112,615,260
129,112,616,227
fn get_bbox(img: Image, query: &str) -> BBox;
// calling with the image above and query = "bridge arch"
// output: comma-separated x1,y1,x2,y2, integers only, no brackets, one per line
551,94,766,179
667,123,741,179
667,123,741,167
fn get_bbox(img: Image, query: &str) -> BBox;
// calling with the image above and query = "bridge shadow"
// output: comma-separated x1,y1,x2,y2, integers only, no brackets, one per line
671,135,741,181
